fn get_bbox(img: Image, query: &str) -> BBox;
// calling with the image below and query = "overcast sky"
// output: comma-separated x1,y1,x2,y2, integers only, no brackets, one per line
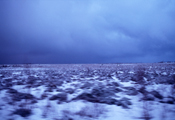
0,0,175,64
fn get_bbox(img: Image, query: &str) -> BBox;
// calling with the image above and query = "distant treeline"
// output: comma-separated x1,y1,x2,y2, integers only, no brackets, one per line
158,61,175,63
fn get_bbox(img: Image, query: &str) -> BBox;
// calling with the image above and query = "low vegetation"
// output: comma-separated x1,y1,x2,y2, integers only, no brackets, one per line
0,63,175,120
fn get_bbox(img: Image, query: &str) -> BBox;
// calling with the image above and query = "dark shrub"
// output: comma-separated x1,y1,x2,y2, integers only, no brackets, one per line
135,67,145,85
49,93,67,102
13,109,32,117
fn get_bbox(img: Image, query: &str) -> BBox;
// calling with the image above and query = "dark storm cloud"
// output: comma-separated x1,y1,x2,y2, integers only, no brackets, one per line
0,0,175,64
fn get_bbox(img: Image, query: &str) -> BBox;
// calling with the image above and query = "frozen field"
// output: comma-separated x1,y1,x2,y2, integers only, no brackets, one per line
0,63,175,120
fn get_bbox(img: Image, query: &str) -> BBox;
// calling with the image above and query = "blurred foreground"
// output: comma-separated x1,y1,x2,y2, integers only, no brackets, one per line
0,63,175,120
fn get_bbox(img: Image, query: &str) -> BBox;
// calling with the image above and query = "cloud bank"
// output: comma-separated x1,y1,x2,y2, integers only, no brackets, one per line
0,0,175,63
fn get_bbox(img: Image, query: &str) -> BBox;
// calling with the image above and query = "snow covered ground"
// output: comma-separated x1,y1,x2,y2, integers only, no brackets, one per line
0,63,175,120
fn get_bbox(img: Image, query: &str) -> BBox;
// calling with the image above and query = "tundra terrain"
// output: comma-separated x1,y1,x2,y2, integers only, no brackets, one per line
0,63,175,120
